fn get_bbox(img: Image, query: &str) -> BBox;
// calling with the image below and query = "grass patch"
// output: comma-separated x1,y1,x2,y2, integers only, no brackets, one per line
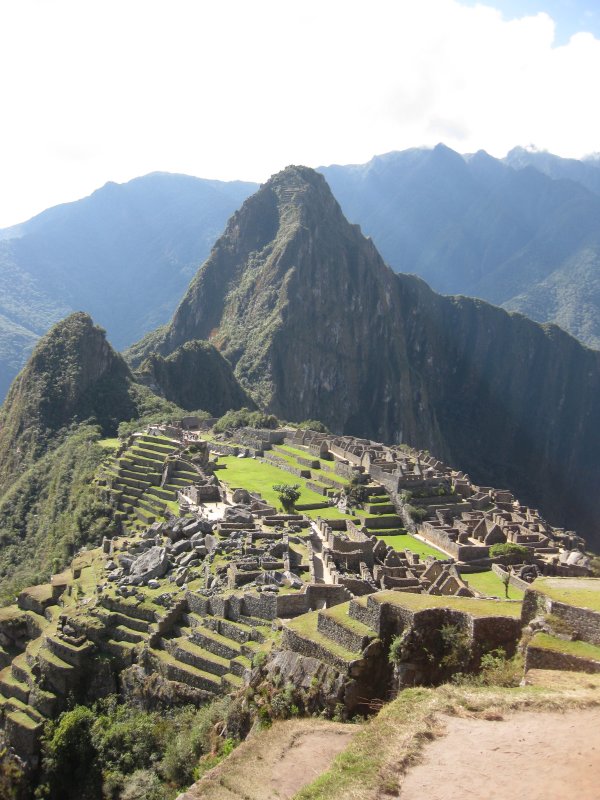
465,570,524,601
372,590,522,617
320,601,377,637
98,437,120,451
531,577,600,612
376,533,446,560
215,456,351,520
286,612,360,662
531,632,600,661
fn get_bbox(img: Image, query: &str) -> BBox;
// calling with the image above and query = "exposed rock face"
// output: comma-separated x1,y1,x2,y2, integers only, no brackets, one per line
129,546,170,583
129,166,600,547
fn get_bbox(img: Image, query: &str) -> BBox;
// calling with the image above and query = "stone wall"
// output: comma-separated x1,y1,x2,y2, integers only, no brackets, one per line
522,588,600,646
525,643,600,673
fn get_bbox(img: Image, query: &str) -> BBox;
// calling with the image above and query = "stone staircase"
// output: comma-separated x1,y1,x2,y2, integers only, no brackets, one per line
282,600,379,673
94,591,271,700
103,434,185,532
0,609,58,758
148,607,270,695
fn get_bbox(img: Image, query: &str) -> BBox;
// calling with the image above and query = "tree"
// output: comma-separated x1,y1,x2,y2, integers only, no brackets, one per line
345,477,369,508
272,483,301,513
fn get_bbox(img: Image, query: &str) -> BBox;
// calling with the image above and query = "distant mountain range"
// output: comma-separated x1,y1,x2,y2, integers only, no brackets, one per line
320,145,600,351
0,174,256,398
2,145,600,401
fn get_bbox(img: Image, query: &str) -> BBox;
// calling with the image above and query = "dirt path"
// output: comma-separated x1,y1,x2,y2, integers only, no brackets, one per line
178,718,356,800
269,725,354,798
399,707,600,800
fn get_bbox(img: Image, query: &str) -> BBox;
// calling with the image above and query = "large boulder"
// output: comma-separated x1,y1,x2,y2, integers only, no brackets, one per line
232,488,252,504
130,546,170,583
224,506,254,525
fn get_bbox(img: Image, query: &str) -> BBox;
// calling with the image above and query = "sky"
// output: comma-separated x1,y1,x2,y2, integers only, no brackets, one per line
1,0,600,228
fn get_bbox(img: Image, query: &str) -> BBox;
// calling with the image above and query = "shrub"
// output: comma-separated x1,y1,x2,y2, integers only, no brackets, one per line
213,408,279,433
478,649,522,687
405,504,427,522
346,478,369,508
296,419,329,433
439,624,472,671
489,542,532,563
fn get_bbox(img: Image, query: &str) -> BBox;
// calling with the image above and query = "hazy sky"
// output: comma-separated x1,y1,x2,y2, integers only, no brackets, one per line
1,0,599,227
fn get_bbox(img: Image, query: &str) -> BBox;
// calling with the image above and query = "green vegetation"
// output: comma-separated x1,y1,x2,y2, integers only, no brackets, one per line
376,533,446,560
136,340,251,416
404,504,428,522
215,456,350,520
489,542,532,563
98,437,120,451
295,419,329,433
272,483,301,512
372,590,522,617
285,612,360,663
0,425,113,603
531,577,600,612
115,386,185,438
465,570,524,600
213,408,279,433
530,632,600,661
345,476,369,509
36,694,242,799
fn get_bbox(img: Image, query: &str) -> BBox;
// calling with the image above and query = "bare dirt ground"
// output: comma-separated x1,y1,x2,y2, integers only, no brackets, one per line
178,718,356,800
399,706,600,800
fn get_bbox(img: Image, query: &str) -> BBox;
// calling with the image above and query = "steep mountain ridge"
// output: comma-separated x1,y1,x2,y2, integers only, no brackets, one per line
320,145,600,349
130,166,600,546
0,312,137,487
136,339,255,414
0,173,257,399
128,166,434,445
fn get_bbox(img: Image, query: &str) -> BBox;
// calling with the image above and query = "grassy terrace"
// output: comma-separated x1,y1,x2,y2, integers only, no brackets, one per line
99,437,120,450
465,569,525,601
215,455,351,520
530,577,600,612
286,612,360,662
372,590,522,617
531,632,600,661
376,533,447,560
320,601,376,637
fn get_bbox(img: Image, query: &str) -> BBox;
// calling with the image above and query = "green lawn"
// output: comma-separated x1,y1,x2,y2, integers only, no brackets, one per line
274,444,315,460
376,533,447,560
215,456,351,520
531,577,600,612
372,590,522,618
465,570,524,601
531,632,600,661
98,437,120,450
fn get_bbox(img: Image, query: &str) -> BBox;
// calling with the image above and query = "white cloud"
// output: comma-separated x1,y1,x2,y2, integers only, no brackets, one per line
0,0,599,226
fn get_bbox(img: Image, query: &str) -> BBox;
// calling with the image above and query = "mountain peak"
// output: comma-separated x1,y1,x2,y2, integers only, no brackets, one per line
0,312,137,484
